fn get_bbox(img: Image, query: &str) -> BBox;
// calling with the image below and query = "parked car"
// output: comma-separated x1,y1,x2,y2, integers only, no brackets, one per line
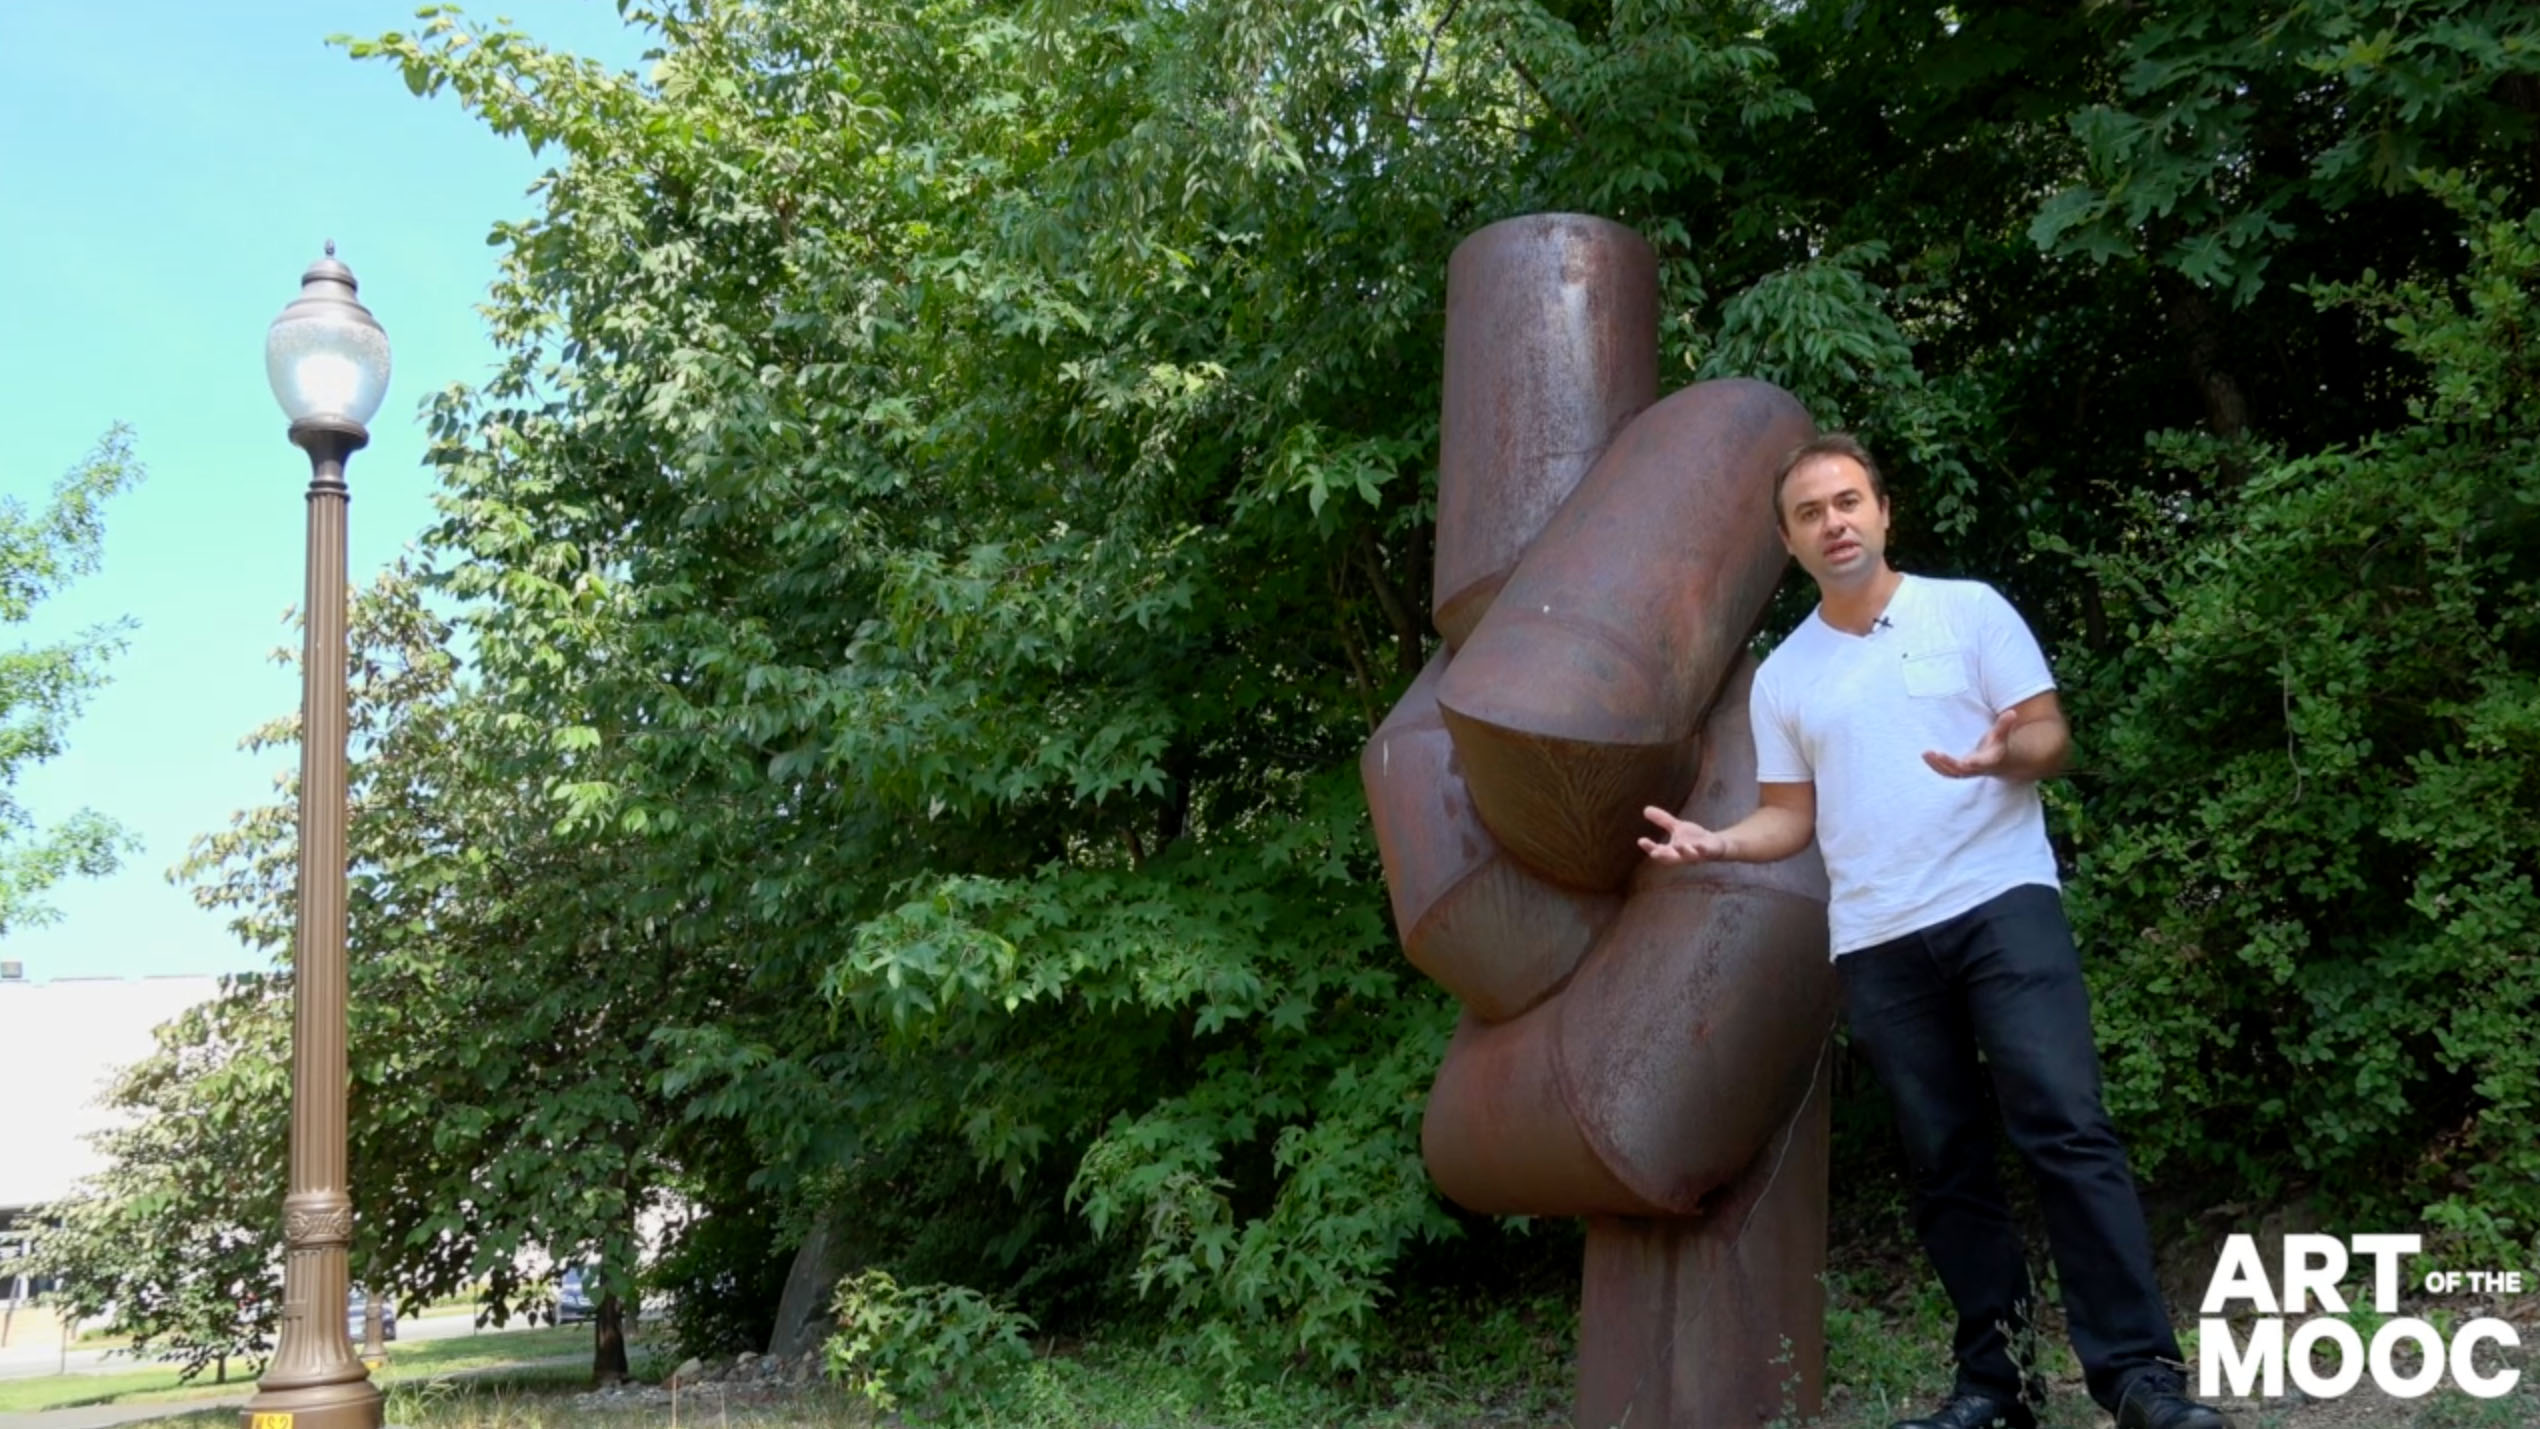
346,1286,398,1342
556,1267,596,1324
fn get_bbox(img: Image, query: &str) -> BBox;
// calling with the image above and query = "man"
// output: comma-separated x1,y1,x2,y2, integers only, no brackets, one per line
1638,434,2228,1429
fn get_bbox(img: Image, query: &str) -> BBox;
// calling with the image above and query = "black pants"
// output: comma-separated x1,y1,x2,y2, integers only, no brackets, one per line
1837,883,2180,1411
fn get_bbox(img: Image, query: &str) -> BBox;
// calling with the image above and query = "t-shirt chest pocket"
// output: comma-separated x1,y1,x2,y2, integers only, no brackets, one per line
1900,643,1970,698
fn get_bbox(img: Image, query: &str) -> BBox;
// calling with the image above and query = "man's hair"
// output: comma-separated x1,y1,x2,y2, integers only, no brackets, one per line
1772,432,1887,526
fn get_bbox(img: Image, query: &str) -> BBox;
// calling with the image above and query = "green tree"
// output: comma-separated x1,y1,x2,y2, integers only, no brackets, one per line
179,567,689,1383
0,428,144,936
45,570,690,1385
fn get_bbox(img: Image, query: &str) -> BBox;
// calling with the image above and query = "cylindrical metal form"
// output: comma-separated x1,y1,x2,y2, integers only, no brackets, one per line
1432,215,1658,650
242,429,381,1429
1361,653,1619,1023
1576,1080,1833,1429
1422,1002,1658,1216
1435,379,1812,892
1417,661,1836,1218
1548,660,1837,1213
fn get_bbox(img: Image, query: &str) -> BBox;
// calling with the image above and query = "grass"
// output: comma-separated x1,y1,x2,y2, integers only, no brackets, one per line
811,1275,2536,1429
0,1323,667,1417
111,1397,872,1429
0,1362,202,1416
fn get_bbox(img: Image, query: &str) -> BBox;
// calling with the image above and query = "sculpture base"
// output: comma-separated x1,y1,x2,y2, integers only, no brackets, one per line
1576,1058,1831,1428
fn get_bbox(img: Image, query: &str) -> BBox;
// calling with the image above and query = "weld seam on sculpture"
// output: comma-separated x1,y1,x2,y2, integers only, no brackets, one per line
1730,1037,1829,1252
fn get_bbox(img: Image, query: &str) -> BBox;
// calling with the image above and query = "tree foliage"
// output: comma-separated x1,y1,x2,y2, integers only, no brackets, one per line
45,569,676,1382
2068,177,2540,1247
0,428,143,937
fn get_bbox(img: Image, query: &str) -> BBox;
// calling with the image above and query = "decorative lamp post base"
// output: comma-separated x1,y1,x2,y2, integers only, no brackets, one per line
241,1378,384,1429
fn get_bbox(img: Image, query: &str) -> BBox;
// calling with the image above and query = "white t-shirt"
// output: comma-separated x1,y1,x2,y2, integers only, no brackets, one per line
1750,573,2060,955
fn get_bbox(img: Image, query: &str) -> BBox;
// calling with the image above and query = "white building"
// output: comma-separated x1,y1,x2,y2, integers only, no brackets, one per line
0,964,222,1337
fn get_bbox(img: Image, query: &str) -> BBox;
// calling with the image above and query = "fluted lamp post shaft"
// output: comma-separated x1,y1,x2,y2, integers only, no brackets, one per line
243,243,390,1429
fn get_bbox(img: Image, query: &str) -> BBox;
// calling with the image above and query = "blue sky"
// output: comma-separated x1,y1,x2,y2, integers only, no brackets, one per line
0,2,652,981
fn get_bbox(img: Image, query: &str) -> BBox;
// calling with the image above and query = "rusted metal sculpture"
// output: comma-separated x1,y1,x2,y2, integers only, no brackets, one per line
1362,215,1840,1429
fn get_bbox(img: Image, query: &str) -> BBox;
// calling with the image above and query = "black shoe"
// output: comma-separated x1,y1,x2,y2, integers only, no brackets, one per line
2115,1373,2233,1429
1888,1391,2038,1429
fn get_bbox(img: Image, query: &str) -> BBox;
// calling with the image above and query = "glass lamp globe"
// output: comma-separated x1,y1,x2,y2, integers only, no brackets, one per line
266,242,392,432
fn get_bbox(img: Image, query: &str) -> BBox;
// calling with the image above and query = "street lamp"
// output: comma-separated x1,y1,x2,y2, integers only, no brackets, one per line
242,242,390,1429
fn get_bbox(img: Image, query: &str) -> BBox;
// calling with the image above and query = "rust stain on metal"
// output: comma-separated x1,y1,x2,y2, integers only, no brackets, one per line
1433,215,1658,650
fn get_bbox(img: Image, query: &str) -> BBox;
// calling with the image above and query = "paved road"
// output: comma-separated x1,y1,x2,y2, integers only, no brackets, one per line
0,1393,245,1429
0,1341,120,1385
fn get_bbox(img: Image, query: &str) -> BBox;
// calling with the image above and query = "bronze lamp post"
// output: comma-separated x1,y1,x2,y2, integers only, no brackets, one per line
241,243,390,1429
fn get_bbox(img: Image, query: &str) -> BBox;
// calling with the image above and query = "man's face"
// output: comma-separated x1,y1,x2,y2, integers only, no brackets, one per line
1777,454,1891,590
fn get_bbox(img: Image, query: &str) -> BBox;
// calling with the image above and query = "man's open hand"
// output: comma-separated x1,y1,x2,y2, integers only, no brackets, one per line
1923,710,2019,779
1639,806,1730,864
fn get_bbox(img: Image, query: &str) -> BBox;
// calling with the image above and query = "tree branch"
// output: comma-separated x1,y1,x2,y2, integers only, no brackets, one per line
1407,0,1469,120
1331,564,1381,733
1504,48,1586,145
1354,527,1424,683
2161,273,2252,441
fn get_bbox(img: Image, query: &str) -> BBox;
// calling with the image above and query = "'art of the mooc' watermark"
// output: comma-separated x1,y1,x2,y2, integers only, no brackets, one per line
2200,1234,2526,1400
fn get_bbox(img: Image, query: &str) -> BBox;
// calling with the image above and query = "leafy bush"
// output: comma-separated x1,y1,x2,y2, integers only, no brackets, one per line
2065,177,2540,1258
825,1269,1036,1419
832,772,1458,1374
